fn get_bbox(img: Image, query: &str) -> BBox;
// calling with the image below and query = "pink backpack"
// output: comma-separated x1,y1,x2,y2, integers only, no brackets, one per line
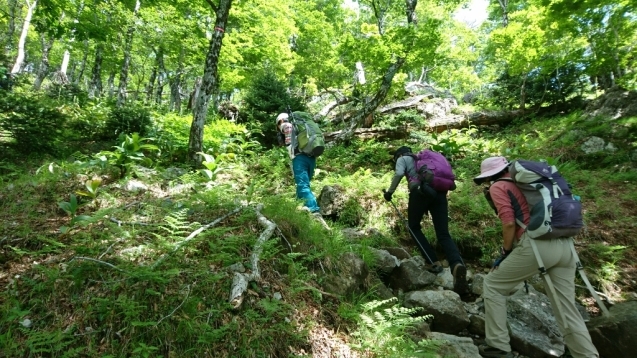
408,150,456,192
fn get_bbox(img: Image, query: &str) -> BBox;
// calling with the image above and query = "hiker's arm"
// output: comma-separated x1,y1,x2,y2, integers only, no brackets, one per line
280,123,293,145
387,157,407,193
501,221,516,251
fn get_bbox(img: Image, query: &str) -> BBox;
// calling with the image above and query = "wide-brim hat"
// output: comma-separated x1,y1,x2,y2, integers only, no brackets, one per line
473,156,509,184
275,113,289,125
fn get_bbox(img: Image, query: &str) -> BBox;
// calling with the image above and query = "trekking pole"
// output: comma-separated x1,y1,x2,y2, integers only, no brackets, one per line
383,190,436,265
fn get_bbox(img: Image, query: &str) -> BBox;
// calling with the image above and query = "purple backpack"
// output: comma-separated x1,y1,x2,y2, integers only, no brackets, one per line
408,149,456,192
509,160,583,240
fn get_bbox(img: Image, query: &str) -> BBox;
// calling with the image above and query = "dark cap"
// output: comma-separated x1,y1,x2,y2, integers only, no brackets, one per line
392,146,412,161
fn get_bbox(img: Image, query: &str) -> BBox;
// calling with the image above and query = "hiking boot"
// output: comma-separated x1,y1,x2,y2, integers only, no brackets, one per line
453,263,468,295
478,344,514,358
427,261,443,274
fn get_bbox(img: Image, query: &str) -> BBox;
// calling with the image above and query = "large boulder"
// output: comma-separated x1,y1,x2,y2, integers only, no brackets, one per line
588,300,637,358
585,86,637,119
427,332,481,358
388,257,437,292
317,185,347,216
321,252,369,296
369,248,400,275
404,290,470,334
507,286,564,358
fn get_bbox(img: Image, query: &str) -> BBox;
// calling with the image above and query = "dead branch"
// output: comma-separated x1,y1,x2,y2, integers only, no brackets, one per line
69,256,125,272
155,284,191,326
152,207,243,269
109,217,156,227
229,204,276,308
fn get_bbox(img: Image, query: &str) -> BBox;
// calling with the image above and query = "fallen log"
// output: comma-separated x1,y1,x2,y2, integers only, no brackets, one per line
324,127,409,143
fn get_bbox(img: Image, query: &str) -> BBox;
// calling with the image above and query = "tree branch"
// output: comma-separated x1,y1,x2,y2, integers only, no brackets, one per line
204,0,218,12
69,256,125,272
156,284,191,326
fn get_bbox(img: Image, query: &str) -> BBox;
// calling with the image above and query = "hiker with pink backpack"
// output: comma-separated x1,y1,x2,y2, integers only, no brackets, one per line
383,146,468,295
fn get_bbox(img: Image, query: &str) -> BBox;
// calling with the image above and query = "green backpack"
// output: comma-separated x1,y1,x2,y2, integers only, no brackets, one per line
289,111,325,157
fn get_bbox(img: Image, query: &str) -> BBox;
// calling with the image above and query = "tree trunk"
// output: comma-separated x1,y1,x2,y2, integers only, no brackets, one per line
4,0,21,55
51,49,71,85
169,46,185,112
155,46,165,104
89,43,104,98
33,35,55,90
116,0,141,108
335,57,405,142
74,40,89,85
11,0,37,74
107,69,116,99
405,0,418,26
146,66,157,103
188,0,232,164
519,73,527,111
497,0,509,27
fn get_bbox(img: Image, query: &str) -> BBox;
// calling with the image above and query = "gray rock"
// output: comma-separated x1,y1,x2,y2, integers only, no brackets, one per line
370,248,400,275
472,273,485,296
382,247,411,260
588,300,637,358
321,252,369,296
389,257,437,291
507,286,564,358
581,136,606,154
124,179,148,192
317,185,346,216
404,290,470,334
273,292,282,300
369,276,395,300
434,267,455,290
427,332,482,358
407,321,431,343
468,314,485,336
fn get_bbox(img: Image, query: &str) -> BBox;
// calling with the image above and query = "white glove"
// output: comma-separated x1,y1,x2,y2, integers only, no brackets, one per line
286,145,296,159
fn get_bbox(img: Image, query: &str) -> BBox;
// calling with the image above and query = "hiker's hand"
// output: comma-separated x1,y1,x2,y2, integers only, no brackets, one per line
383,191,393,202
491,247,512,272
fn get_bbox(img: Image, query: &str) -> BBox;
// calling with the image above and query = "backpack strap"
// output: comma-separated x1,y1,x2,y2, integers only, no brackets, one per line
527,237,570,331
568,240,610,316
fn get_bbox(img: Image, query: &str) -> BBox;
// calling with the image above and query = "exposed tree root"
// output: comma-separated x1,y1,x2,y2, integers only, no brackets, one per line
229,204,276,308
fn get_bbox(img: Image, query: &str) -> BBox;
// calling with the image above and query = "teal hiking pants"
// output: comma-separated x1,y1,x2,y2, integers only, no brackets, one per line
292,154,319,213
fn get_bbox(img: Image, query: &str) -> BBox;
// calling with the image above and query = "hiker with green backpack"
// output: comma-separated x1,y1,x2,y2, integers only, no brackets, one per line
474,156,599,358
276,111,325,215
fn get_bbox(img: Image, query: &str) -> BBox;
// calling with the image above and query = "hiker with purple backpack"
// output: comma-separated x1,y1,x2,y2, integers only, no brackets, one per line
383,146,468,295
474,156,599,358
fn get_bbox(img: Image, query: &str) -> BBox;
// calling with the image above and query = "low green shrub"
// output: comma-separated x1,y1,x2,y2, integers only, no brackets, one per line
0,91,68,153
104,104,152,139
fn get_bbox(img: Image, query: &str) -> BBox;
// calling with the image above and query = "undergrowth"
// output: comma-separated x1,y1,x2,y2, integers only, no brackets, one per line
1,109,636,356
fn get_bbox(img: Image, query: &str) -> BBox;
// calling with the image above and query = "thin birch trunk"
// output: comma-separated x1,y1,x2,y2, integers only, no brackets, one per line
116,0,141,108
11,0,37,74
33,35,55,90
188,0,232,163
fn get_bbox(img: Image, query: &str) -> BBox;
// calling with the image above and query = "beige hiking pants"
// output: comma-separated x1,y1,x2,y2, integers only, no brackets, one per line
483,236,599,358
